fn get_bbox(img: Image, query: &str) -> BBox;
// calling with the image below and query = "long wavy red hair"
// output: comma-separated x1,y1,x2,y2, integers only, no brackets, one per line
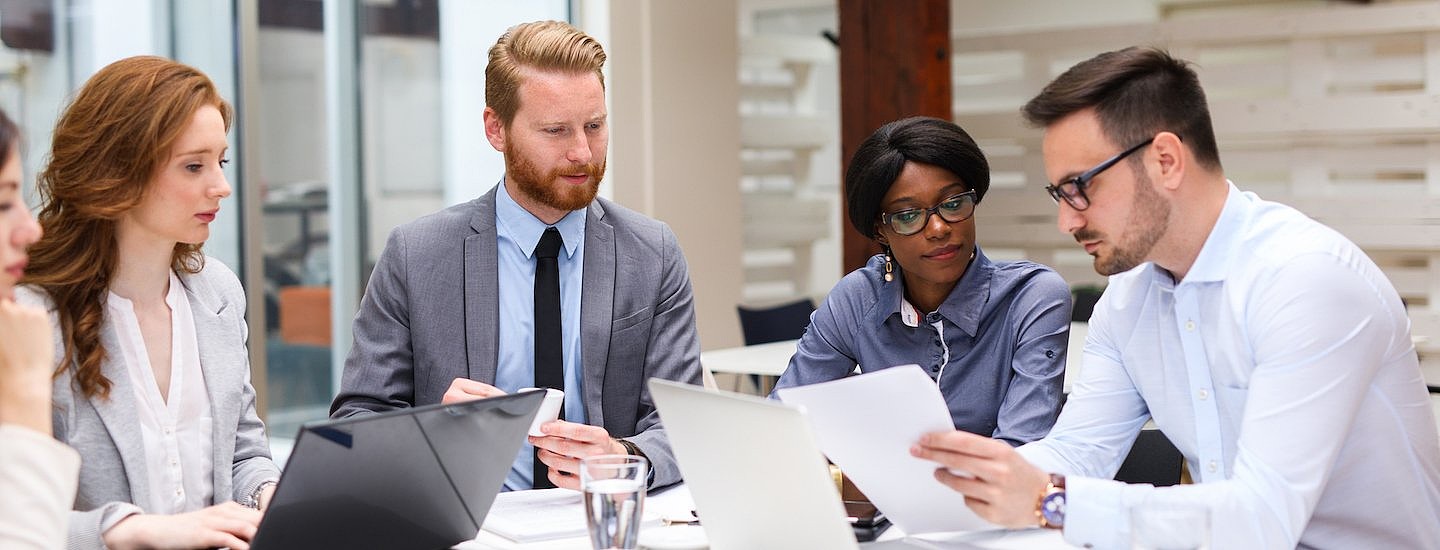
23,56,232,400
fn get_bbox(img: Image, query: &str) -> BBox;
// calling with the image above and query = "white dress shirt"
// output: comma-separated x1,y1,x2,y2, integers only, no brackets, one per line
107,271,214,514
0,425,80,550
1019,183,1440,549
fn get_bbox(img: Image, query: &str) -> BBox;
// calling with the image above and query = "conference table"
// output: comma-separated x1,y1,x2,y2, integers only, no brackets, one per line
699,339,798,378
457,484,1075,549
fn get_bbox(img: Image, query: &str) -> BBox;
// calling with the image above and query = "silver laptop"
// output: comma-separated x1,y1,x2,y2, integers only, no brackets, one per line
649,378,860,550
250,390,544,550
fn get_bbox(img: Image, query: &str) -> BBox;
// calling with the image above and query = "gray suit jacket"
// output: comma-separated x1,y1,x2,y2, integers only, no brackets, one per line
331,185,703,487
17,259,280,550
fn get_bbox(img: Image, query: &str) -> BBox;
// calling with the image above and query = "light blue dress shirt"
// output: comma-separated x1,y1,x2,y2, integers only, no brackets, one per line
772,247,1071,445
1019,183,1440,549
494,181,588,490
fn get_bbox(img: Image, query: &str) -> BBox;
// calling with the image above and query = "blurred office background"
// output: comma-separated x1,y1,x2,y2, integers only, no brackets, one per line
1,0,1436,457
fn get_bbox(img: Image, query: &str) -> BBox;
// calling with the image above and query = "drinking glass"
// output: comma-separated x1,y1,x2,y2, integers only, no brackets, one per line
581,454,648,550
1130,501,1210,550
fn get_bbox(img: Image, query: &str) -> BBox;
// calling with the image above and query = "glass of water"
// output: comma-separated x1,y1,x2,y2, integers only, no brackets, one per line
1130,501,1210,550
581,454,649,550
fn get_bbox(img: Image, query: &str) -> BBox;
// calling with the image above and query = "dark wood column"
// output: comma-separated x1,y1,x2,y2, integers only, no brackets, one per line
837,0,952,272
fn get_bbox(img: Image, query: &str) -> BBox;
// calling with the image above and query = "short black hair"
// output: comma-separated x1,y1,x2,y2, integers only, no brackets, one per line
1021,46,1222,172
845,116,990,239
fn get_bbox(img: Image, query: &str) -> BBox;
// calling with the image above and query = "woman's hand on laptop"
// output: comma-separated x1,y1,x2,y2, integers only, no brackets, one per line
441,377,506,404
530,421,628,490
102,502,261,550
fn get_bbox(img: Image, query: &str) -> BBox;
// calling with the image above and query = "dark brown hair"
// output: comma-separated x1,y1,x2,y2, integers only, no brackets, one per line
0,106,18,163
24,55,231,399
1021,46,1222,172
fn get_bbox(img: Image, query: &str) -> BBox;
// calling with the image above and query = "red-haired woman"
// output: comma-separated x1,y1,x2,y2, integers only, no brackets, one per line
19,56,278,550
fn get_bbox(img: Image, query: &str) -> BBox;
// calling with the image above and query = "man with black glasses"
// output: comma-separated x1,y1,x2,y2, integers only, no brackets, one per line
909,47,1440,549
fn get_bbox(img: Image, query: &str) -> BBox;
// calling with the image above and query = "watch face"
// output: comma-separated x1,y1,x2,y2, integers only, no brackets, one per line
1041,491,1066,528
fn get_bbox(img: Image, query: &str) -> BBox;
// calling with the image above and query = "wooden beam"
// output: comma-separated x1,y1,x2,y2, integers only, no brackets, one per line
838,0,952,272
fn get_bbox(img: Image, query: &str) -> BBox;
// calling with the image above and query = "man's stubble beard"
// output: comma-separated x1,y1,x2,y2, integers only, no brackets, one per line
1078,167,1170,276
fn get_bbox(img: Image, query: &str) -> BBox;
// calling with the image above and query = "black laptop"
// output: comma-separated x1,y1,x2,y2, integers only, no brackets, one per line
250,390,545,550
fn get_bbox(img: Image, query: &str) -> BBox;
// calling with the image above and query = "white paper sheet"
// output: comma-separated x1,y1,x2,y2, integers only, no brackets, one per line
776,365,995,535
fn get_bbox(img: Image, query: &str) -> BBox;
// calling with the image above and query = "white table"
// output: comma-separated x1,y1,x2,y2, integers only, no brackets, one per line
457,485,1076,549
698,339,798,377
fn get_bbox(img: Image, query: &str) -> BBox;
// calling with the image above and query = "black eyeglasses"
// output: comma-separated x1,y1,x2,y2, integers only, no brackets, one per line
877,190,977,236
1045,137,1155,211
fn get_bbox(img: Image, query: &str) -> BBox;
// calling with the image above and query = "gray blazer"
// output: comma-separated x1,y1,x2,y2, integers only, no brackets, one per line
331,185,703,488
17,259,280,550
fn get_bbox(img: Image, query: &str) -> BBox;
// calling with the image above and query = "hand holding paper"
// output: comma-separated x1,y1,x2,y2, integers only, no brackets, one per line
775,366,996,535
910,429,1050,528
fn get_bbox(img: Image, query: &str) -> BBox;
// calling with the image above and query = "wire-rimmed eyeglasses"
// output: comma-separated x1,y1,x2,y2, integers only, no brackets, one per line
1044,137,1155,211
877,190,978,236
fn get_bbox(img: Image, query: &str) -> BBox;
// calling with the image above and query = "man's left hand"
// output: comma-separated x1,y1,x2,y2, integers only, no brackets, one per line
530,420,628,490
910,430,1050,527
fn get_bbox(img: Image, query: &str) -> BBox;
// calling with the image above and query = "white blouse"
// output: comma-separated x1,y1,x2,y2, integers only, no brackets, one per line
106,271,214,514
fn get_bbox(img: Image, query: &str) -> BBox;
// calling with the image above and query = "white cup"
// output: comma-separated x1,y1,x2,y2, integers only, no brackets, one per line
519,387,565,437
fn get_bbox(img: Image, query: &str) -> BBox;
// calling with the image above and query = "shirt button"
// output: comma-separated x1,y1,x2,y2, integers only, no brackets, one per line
1207,460,1218,473
164,427,174,435
1198,388,1209,400
1185,320,1196,332
175,488,184,496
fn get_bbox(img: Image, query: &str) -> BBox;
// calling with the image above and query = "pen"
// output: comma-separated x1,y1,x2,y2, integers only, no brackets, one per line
662,509,700,526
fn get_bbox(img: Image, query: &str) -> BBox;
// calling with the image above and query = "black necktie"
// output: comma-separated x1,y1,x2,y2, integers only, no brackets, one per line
532,227,564,489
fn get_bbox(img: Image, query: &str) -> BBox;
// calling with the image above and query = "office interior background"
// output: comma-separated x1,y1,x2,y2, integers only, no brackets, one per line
2,0,1437,459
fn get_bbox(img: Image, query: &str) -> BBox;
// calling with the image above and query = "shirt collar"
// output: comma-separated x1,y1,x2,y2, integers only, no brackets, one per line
872,245,994,337
1173,181,1248,285
496,179,586,259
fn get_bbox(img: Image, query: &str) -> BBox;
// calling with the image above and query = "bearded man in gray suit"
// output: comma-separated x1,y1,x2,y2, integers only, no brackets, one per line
331,20,702,491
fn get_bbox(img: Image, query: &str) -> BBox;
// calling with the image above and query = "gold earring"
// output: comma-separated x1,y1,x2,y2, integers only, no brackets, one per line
883,248,894,282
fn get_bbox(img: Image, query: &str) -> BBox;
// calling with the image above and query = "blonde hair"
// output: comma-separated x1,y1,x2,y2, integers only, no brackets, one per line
485,20,606,126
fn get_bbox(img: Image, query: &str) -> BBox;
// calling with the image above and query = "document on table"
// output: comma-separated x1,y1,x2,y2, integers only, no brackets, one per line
479,486,688,543
775,365,995,535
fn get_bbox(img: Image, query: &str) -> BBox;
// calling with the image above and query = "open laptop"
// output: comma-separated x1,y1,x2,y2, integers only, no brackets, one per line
649,378,860,550
250,390,544,550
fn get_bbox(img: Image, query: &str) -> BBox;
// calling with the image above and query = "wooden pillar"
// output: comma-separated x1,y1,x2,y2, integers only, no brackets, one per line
837,0,952,272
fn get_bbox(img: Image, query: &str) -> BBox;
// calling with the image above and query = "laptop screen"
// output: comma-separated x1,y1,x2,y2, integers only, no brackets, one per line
251,391,544,550
648,378,860,550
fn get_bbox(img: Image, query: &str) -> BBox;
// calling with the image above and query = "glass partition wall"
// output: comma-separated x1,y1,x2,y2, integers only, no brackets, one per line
0,0,570,463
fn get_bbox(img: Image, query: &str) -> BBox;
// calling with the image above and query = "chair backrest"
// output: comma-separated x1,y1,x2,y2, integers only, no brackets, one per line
1071,285,1104,323
736,298,817,346
1114,428,1183,486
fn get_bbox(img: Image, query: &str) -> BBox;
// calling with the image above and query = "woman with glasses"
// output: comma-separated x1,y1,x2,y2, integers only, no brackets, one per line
771,116,1071,445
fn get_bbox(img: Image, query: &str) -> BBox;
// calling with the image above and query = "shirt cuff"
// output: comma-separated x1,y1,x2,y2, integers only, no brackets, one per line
1060,475,1132,549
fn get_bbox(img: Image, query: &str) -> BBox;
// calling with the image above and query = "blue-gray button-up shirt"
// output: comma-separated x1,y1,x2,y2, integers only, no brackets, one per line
772,247,1070,445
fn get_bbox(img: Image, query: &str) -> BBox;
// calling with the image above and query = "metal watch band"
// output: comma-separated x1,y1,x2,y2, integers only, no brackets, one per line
247,480,278,509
